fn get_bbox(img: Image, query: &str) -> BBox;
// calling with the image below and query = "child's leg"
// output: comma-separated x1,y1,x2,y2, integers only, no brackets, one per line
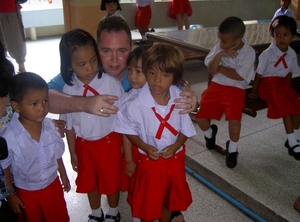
284,115,300,160
292,114,300,140
196,118,218,150
87,190,103,220
160,206,172,222
226,120,240,168
182,13,190,30
106,190,120,221
175,14,183,30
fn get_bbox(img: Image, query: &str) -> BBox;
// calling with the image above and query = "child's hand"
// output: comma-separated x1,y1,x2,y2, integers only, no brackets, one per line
248,90,258,99
160,145,176,159
53,119,66,138
125,160,136,177
70,153,78,172
7,192,25,214
220,45,238,58
145,145,160,160
60,175,71,192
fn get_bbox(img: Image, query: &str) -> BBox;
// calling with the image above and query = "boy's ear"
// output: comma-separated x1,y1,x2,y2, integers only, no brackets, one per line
10,100,20,113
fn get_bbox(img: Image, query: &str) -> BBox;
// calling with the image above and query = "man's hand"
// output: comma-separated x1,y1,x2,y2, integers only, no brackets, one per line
53,119,66,138
82,95,119,117
174,81,198,114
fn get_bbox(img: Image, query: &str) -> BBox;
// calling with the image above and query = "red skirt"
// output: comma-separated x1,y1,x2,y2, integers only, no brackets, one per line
131,146,192,221
135,5,152,28
258,77,300,119
169,0,193,19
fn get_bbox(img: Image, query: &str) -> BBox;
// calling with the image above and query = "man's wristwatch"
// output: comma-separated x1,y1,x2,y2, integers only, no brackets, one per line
190,103,200,115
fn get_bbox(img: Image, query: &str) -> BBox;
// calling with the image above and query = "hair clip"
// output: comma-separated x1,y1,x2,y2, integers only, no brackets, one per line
272,19,279,28
78,31,87,37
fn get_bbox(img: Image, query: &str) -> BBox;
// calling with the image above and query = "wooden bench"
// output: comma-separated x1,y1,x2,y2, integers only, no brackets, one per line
243,76,300,117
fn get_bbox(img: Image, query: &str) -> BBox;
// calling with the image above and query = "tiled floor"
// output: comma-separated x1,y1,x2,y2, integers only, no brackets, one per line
7,35,258,222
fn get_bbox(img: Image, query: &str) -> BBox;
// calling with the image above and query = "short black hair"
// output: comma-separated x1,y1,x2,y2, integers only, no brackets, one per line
270,15,297,37
96,16,131,44
0,41,14,97
59,28,102,86
218,16,245,39
127,45,150,66
100,0,122,11
9,72,48,103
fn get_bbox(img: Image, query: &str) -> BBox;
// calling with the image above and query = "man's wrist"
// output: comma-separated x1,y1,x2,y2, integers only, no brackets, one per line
190,103,200,115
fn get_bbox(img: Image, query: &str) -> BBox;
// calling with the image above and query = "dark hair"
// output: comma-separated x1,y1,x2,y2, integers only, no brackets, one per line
218,16,245,39
9,72,48,103
100,0,122,11
127,45,150,66
96,16,131,44
0,41,15,97
269,15,297,37
59,29,102,86
142,43,184,85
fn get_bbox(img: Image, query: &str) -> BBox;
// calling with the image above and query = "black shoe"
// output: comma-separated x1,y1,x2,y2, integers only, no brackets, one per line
150,28,155,32
134,40,149,45
204,124,218,149
285,140,300,156
88,210,104,222
226,140,238,168
289,144,300,160
105,212,121,222
170,211,185,222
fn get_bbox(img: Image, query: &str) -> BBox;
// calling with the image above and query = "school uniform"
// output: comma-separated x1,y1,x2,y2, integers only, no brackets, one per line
115,83,196,221
135,0,154,28
273,7,294,20
169,0,193,20
101,10,126,21
195,39,256,121
0,113,69,222
60,73,124,195
256,42,300,119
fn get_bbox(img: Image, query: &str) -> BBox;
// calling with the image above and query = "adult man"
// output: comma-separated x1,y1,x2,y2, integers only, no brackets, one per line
47,16,198,222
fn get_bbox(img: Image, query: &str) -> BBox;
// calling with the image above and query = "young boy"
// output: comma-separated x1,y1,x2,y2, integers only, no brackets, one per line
273,0,294,20
0,72,70,221
194,16,256,169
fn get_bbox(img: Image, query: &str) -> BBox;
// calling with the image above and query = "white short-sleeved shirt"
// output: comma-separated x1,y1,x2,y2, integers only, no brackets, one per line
256,42,298,77
101,10,126,21
60,73,124,140
0,113,64,191
120,88,140,105
204,38,256,89
273,7,294,20
136,0,154,7
114,83,196,155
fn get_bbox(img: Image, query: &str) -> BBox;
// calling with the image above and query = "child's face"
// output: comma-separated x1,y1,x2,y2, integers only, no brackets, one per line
281,0,291,10
71,45,99,84
218,32,241,50
128,58,146,89
0,95,8,117
273,26,294,52
11,89,49,124
106,2,118,16
146,66,174,100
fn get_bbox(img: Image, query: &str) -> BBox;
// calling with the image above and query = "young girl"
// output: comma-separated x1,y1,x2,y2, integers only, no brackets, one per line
1,72,70,222
249,15,300,160
115,43,196,222
100,0,126,21
59,29,124,222
169,0,193,30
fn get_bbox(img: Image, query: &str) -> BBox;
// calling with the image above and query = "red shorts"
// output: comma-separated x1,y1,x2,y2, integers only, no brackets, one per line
17,177,69,222
75,132,122,195
135,5,152,28
131,146,192,221
195,82,246,121
258,77,300,119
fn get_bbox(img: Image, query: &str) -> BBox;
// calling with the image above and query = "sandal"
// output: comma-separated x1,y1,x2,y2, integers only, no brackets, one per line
294,196,300,213
105,212,121,222
170,211,185,222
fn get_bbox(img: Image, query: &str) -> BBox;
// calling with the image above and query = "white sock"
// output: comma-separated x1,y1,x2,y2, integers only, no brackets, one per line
204,127,212,139
228,140,238,153
288,133,298,147
142,35,147,41
132,217,141,222
294,129,299,141
91,206,102,218
106,207,119,222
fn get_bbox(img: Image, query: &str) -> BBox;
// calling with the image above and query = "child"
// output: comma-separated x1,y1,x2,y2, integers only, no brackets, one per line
134,0,154,45
249,15,300,160
272,0,294,20
59,29,124,222
0,72,70,221
169,0,193,30
100,0,126,21
115,43,196,222
194,16,256,169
